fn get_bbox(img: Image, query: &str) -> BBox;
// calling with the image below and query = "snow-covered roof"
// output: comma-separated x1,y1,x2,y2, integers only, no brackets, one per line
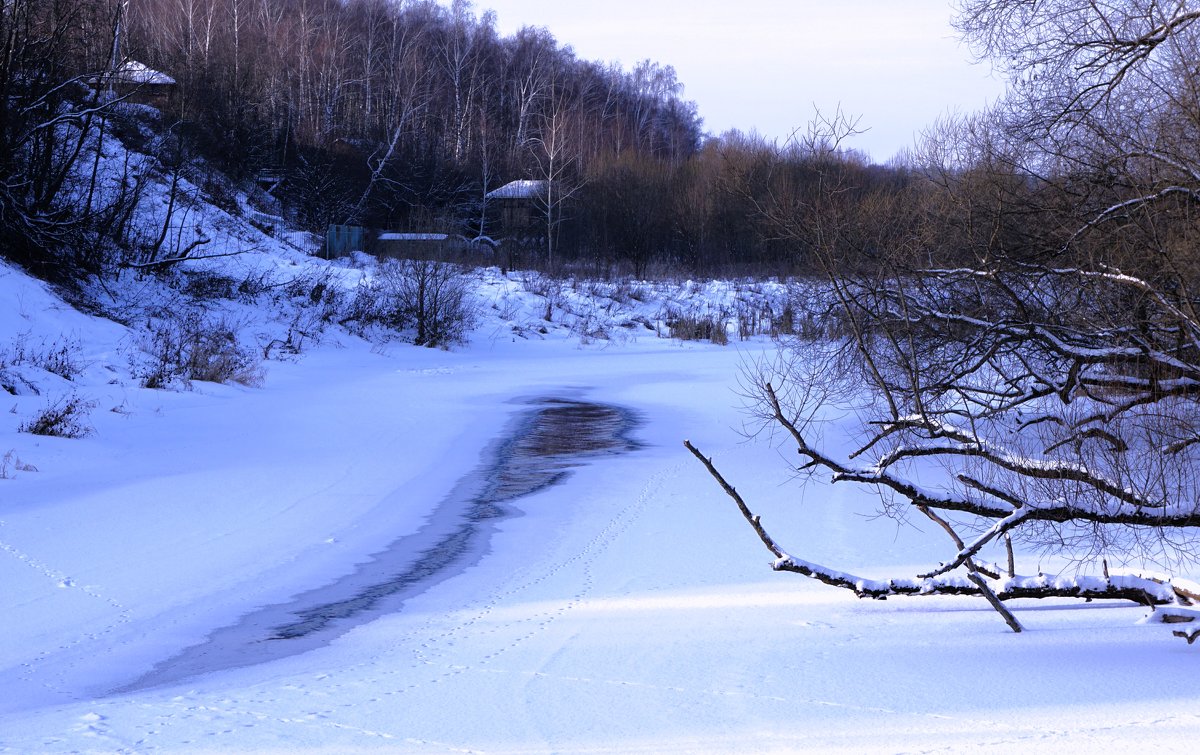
486,180,548,200
377,233,449,242
114,60,176,86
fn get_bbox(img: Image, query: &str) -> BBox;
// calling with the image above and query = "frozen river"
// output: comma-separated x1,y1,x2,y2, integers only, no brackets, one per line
120,396,640,692
2,333,1196,753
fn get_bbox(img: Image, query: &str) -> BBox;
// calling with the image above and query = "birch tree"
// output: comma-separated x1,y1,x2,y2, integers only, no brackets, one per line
528,82,583,267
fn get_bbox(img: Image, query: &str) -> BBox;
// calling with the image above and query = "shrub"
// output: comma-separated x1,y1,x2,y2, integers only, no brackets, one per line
0,450,37,478
343,274,410,333
343,259,477,347
664,310,729,345
2,333,84,381
18,394,95,438
180,270,239,301
130,312,264,389
236,269,278,302
736,302,774,340
281,269,342,318
396,259,477,347
36,338,84,380
773,301,797,336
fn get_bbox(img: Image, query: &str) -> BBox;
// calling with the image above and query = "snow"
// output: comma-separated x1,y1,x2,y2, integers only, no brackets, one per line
485,179,549,199
377,233,449,241
113,61,176,86
2,251,1200,752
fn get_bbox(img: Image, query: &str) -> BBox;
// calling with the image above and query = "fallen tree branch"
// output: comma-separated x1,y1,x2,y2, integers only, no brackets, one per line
683,440,785,560
769,553,1175,605
1141,605,1200,643
916,504,1023,631
686,440,1178,621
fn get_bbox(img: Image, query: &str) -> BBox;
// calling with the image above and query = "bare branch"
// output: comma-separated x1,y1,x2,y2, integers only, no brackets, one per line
683,440,785,560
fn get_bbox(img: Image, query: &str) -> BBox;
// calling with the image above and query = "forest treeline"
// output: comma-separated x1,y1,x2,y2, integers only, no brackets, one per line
124,0,706,255
4,0,1196,286
0,0,936,279
122,0,923,276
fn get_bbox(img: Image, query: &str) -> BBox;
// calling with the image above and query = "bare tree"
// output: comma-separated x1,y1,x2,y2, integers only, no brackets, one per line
436,0,493,164
347,258,476,348
0,0,144,279
688,0,1200,634
528,80,585,267
585,152,674,277
395,258,477,348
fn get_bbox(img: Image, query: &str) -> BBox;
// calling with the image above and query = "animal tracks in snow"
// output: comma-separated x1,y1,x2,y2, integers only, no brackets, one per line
402,452,688,687
0,536,133,704
0,536,125,612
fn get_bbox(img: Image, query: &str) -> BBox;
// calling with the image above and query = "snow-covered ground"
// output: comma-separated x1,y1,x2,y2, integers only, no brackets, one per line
2,246,1198,754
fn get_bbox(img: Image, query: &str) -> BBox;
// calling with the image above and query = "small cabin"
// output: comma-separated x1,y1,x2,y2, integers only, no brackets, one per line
485,180,547,242
99,60,177,108
375,232,463,260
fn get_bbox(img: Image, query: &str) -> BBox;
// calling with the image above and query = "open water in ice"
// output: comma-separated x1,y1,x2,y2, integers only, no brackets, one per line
118,396,640,692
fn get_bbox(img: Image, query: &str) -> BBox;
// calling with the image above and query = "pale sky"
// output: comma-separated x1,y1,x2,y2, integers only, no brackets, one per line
469,0,1005,161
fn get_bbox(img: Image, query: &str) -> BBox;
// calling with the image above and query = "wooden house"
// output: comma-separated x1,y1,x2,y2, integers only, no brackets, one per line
485,180,547,243
100,60,177,108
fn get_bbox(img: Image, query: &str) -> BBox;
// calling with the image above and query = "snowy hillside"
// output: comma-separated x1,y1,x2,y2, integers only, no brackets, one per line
2,206,1200,753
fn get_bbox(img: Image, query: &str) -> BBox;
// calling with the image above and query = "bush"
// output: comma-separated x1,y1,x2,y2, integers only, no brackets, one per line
664,310,729,345
18,394,95,438
0,450,38,478
344,259,477,348
281,268,343,318
256,270,345,360
343,274,410,333
2,333,83,381
129,312,264,389
397,259,477,347
180,270,240,301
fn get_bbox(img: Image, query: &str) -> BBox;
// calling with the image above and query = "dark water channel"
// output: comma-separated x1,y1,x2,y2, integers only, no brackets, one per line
118,396,639,692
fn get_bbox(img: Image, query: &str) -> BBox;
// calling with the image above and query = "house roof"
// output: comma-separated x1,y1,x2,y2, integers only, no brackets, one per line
113,60,176,86
377,233,449,242
485,180,548,200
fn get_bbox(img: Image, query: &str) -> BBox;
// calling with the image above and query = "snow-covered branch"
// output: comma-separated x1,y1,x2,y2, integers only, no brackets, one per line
686,439,1181,626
